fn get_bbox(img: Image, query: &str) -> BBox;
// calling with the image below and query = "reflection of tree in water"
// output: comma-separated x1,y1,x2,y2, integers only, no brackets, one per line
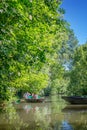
0,102,28,130
1,97,87,130
21,95,66,130
49,119,87,130
23,104,52,129
46,119,74,130
71,122,87,130
50,95,66,114
65,112,87,130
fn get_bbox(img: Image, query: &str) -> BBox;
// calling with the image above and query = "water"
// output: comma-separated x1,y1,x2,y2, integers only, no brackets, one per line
0,95,87,130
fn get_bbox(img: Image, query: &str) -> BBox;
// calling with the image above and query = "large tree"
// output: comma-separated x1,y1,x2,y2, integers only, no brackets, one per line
0,0,77,99
0,0,68,99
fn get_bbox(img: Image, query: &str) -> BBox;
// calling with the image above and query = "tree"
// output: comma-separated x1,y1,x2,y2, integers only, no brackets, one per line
48,28,78,95
0,0,70,99
67,43,87,96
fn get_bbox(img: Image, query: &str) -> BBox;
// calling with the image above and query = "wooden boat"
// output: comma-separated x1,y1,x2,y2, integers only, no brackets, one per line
62,96,87,104
25,98,44,103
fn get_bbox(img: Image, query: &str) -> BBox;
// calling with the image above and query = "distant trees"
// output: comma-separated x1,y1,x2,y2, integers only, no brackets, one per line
48,29,78,95
67,43,87,96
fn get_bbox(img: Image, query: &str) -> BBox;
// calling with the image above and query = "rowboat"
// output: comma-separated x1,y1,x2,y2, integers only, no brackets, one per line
62,96,87,104
25,98,45,103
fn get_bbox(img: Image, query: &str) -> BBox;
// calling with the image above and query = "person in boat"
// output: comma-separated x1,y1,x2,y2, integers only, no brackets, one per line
32,93,41,99
23,92,32,99
28,93,32,99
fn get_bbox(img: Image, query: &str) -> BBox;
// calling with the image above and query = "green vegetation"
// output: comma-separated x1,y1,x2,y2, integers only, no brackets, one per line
68,43,87,96
1,0,86,101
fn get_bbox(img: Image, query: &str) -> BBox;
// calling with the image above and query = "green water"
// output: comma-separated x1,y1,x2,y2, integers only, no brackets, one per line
0,95,87,130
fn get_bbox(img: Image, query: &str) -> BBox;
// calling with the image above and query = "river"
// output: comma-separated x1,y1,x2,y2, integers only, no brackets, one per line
0,95,87,130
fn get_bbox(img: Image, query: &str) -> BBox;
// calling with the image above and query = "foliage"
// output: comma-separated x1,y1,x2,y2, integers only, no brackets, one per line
0,0,78,100
59,29,78,68
67,43,87,96
48,29,78,94
0,0,66,99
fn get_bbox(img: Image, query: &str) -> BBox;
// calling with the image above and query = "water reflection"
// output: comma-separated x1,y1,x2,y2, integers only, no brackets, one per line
0,103,29,130
61,121,74,130
0,95,87,130
62,105,87,113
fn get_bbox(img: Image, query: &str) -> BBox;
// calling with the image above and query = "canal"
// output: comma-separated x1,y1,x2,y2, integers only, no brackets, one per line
0,95,87,130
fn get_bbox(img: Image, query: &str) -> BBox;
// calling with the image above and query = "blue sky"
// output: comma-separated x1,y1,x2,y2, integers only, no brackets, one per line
61,0,87,45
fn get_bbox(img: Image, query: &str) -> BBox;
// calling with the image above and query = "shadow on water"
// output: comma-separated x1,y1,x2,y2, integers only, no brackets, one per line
62,104,87,112
0,95,87,130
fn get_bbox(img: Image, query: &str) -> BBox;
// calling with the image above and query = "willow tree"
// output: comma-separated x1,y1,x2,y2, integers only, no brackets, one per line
67,43,87,96
0,0,71,100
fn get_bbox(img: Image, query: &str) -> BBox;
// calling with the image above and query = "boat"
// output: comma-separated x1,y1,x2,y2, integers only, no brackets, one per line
25,98,45,103
61,96,87,104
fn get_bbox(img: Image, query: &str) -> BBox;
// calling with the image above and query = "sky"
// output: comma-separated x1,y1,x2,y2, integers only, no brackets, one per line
61,0,87,45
